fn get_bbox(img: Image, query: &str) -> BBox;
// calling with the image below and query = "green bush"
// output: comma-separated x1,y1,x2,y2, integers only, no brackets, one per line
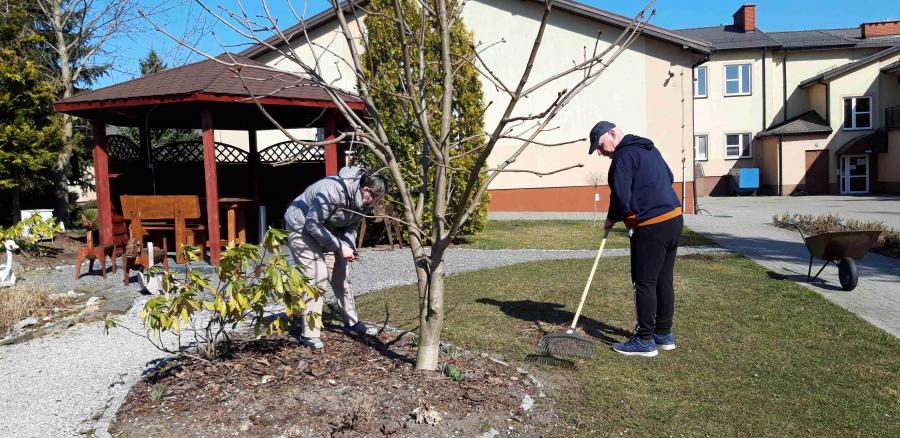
0,213,62,247
108,228,322,360
773,212,900,258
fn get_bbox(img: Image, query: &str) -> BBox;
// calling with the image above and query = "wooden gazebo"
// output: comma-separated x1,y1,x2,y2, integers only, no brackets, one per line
54,53,363,263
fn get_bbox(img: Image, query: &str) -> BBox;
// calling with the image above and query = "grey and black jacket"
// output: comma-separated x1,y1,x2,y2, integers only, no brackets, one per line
284,166,368,252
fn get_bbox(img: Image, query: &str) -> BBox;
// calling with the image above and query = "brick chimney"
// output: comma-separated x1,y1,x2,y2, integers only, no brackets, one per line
733,4,756,32
861,20,900,38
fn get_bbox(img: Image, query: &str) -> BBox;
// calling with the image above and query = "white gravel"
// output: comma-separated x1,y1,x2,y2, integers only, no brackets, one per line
0,245,725,437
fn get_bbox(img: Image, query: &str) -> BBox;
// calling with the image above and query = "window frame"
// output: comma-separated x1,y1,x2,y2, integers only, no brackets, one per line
693,66,708,98
842,96,873,131
723,63,752,96
724,132,753,160
694,134,709,161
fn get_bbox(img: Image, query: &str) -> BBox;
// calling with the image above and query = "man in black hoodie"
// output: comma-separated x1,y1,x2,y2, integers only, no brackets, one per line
589,121,683,358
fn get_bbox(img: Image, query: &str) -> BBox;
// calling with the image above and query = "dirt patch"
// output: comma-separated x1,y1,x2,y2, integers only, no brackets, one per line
680,253,723,263
110,330,548,437
9,232,84,270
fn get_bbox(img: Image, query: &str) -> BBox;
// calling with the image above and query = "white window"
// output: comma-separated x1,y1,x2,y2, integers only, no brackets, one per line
694,135,708,161
843,97,872,130
693,66,708,98
724,64,752,96
725,133,752,159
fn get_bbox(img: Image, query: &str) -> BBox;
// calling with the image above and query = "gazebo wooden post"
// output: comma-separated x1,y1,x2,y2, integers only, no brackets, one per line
248,129,260,200
324,110,339,176
92,118,114,245
201,108,221,264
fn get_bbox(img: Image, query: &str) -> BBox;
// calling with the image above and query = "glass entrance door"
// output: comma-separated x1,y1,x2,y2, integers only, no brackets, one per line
840,155,869,194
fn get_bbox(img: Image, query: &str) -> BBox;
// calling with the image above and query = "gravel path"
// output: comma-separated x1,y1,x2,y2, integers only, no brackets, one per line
0,245,724,437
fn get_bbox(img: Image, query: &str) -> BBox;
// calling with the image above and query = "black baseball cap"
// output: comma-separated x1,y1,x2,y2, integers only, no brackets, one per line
588,121,616,155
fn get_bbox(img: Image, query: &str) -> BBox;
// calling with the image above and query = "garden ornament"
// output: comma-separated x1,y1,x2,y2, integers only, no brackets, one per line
1,239,20,288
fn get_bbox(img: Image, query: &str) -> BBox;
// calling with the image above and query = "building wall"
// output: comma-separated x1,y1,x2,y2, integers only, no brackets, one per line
693,49,765,180
693,46,884,195
822,51,900,189
245,0,703,211
882,130,900,191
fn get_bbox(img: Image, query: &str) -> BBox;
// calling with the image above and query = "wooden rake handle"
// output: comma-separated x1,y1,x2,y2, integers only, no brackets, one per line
567,228,610,333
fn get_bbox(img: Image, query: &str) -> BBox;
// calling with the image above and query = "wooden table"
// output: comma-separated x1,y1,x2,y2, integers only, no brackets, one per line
219,197,255,247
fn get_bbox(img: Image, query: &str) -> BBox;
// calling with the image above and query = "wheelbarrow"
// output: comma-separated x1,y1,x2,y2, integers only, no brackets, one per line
788,221,881,291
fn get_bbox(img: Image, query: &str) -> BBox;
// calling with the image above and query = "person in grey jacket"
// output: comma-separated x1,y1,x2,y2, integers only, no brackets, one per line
285,166,388,349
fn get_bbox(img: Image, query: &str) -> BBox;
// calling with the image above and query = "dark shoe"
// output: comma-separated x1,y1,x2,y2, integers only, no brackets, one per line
343,321,378,336
299,336,324,349
653,333,675,351
612,336,658,357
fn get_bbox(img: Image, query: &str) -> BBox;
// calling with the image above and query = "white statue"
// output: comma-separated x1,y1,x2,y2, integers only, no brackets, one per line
136,242,162,294
1,240,19,288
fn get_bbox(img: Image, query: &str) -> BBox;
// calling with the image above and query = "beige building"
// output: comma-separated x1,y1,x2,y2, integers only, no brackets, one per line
238,0,711,212
679,5,900,196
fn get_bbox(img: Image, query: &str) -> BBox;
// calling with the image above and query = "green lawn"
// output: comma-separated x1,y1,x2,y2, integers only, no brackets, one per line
356,254,900,436
457,220,713,250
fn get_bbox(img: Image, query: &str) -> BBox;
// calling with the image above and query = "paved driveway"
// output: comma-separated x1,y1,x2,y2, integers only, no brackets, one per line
695,195,900,228
686,195,900,338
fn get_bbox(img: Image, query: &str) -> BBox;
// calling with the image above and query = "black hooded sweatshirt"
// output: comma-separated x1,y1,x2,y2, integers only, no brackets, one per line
606,134,681,226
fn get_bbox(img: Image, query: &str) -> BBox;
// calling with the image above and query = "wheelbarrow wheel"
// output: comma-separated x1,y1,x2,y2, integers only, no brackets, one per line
838,257,858,291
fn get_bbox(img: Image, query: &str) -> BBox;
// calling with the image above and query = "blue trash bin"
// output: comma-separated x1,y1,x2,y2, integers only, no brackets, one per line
728,168,759,196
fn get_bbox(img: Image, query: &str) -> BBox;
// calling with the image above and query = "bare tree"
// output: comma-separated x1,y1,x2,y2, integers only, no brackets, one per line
30,0,192,224
585,171,606,226
147,0,655,369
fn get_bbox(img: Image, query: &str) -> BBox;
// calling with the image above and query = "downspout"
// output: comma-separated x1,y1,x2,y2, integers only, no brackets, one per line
681,66,686,210
778,134,784,196
761,48,767,131
691,54,711,214
782,49,789,123
825,82,831,124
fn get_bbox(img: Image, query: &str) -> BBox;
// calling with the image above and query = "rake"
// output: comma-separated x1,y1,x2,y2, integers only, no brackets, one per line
536,229,609,359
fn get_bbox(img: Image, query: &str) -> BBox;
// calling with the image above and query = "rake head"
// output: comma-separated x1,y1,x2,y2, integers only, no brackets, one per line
536,331,596,359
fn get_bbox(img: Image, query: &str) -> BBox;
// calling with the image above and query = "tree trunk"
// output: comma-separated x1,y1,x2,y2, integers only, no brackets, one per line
415,259,445,370
10,187,22,224
52,7,74,227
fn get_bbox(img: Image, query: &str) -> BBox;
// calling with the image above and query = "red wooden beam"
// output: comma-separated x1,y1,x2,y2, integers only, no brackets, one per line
201,108,222,264
54,92,366,113
324,111,339,176
91,119,113,245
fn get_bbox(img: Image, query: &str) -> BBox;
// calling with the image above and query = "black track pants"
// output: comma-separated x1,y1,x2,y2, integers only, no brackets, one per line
629,215,683,339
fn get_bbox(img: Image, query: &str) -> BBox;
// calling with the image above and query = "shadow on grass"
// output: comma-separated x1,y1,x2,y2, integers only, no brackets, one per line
475,298,630,345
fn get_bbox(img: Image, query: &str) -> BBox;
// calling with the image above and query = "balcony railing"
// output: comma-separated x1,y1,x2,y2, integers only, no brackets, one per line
887,106,900,130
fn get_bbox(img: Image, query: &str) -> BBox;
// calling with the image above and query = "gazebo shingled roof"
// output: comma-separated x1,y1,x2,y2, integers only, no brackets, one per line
55,53,364,130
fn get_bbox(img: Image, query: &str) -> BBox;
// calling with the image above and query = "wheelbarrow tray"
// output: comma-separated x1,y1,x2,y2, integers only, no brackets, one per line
803,230,882,261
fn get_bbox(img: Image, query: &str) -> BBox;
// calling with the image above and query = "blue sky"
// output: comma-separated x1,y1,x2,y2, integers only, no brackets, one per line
95,0,899,87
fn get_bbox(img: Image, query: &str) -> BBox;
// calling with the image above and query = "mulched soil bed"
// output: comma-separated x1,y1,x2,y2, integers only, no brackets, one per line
110,329,546,437
12,232,84,270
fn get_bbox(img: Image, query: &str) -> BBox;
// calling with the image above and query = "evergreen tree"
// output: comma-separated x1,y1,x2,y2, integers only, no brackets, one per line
357,0,488,237
0,0,64,223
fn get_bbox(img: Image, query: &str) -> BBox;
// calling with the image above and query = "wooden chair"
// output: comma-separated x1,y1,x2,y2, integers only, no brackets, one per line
75,214,117,280
357,203,404,250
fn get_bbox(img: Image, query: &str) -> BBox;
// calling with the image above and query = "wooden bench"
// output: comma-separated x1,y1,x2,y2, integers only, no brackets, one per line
120,195,207,263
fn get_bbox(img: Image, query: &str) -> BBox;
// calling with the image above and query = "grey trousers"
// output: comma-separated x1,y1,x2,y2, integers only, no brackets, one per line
288,231,359,338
